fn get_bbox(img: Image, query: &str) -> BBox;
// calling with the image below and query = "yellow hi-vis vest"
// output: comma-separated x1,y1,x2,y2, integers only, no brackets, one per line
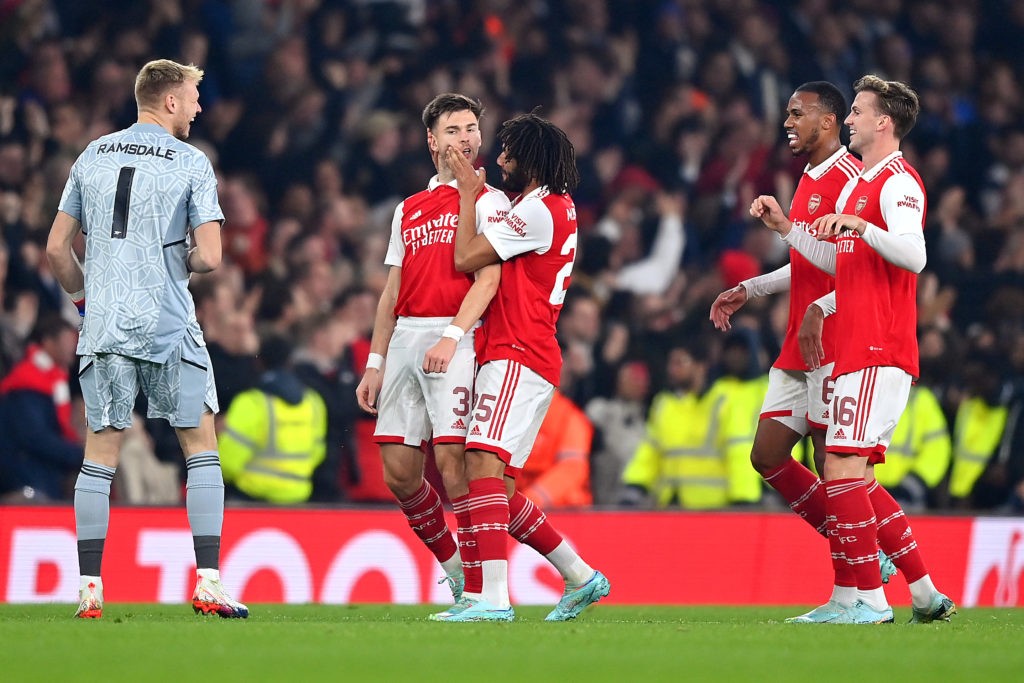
949,397,1008,499
875,384,951,489
622,376,765,509
706,374,768,504
219,387,328,504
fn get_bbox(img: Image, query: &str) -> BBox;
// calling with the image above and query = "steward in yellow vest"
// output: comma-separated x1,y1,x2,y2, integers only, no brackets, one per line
620,335,767,509
949,352,1012,509
875,383,951,509
219,336,327,504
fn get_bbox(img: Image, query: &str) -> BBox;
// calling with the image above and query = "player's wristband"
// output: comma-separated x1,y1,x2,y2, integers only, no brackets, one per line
366,353,385,371
442,325,465,342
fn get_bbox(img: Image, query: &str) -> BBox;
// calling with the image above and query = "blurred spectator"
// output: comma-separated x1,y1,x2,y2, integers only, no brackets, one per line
191,275,259,413
0,313,80,500
949,351,1014,509
218,334,327,504
516,390,593,508
219,174,270,278
292,311,362,502
585,360,650,506
111,413,181,505
614,339,712,507
874,382,952,513
611,191,687,296
706,330,767,507
343,110,405,211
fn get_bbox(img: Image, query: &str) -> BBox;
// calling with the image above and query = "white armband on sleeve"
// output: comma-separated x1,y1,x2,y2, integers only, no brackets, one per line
740,263,791,298
811,290,837,317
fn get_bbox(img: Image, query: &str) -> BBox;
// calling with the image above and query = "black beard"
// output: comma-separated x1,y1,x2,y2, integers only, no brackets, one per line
501,165,530,193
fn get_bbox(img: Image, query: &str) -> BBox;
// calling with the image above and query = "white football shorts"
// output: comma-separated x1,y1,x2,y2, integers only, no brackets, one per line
760,363,835,434
373,317,478,447
826,366,912,463
465,359,554,475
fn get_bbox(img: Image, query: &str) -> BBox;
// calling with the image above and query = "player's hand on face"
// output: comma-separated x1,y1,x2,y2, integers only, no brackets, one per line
446,146,485,196
422,337,457,374
797,303,826,370
709,285,748,331
355,371,381,415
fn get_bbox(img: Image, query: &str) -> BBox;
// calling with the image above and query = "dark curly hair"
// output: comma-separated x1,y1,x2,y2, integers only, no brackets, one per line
497,111,580,195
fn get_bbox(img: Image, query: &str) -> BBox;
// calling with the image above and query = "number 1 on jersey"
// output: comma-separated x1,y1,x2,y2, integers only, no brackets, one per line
111,166,136,239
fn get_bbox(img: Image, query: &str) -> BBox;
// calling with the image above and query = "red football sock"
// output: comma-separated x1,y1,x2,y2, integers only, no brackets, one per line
451,493,481,594
825,478,881,591
826,512,857,588
397,481,457,564
763,458,827,536
467,477,509,564
867,480,929,583
508,490,562,555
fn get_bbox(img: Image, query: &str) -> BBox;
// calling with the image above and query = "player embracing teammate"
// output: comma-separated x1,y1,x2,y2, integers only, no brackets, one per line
357,99,609,622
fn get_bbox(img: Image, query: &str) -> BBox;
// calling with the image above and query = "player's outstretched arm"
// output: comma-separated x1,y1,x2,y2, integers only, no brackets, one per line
710,264,793,331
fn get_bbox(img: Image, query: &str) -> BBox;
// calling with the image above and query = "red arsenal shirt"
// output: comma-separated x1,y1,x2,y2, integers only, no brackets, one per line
475,186,578,386
777,147,862,370
832,152,926,378
385,177,509,317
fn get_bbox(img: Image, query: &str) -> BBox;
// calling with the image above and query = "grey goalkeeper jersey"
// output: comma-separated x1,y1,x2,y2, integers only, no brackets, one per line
58,123,223,363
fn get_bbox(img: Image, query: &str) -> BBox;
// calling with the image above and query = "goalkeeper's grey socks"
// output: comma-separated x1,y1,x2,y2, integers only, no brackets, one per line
186,451,224,570
75,460,115,576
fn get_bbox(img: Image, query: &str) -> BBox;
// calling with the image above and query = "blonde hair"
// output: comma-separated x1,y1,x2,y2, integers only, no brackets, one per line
135,59,204,109
853,74,920,139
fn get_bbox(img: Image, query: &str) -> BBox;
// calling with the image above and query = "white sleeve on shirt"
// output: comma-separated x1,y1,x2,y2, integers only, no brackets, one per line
384,200,405,267
740,263,791,298
863,173,927,273
811,290,837,317
782,229,836,275
57,155,83,221
483,194,555,261
475,187,511,235
615,213,685,295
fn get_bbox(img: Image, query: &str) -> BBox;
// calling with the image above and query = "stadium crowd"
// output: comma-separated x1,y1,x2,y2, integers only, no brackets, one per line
0,0,1022,512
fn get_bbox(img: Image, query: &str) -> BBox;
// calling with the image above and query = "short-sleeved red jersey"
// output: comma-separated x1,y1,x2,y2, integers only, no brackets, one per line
475,187,578,386
385,178,509,317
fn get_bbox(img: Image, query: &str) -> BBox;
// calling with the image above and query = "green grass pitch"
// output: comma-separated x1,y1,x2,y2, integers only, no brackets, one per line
1,604,1022,682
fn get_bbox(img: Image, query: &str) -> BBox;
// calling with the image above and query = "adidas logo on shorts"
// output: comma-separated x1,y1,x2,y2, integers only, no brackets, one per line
451,418,467,430
470,425,482,436
834,428,846,440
